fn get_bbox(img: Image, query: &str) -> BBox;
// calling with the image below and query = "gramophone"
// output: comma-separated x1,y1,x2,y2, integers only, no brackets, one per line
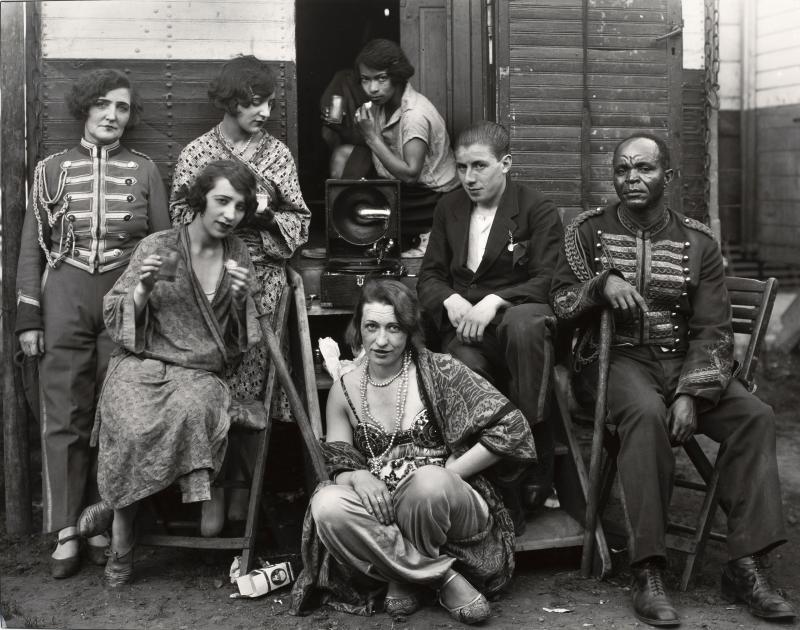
320,178,404,308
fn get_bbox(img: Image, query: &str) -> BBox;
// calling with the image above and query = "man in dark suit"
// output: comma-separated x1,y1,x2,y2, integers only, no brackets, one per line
417,121,563,527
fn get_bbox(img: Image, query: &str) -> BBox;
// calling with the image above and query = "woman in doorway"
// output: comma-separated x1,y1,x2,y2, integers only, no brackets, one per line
169,55,311,533
84,160,262,587
15,68,171,578
332,39,460,257
291,279,536,623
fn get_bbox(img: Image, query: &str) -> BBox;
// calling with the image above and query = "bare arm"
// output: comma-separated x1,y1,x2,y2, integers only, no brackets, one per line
445,443,502,479
355,103,427,184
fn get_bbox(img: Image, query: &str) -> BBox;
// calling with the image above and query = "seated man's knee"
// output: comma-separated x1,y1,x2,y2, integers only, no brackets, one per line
498,305,553,346
310,485,351,528
446,341,494,382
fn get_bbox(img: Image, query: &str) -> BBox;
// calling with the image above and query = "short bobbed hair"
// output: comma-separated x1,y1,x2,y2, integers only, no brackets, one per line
615,132,672,170
355,39,415,87
66,68,142,129
208,55,276,115
186,160,259,222
455,121,510,160
346,279,425,354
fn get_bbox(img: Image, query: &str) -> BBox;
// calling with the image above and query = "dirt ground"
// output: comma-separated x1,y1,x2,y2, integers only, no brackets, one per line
2,349,800,630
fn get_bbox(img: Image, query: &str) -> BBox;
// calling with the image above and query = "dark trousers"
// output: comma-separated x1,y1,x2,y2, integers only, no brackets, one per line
39,263,122,533
444,303,555,427
597,346,786,564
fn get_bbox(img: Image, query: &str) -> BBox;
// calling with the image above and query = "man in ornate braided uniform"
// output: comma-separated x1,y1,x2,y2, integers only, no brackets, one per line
550,133,794,626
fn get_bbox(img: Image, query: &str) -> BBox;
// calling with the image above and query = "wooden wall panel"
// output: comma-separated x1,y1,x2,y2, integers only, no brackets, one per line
499,0,683,218
754,102,800,264
40,0,294,61
34,59,297,190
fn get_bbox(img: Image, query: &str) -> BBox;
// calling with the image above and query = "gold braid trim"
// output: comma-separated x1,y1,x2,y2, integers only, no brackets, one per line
564,206,605,282
130,148,154,162
31,151,74,269
682,215,716,240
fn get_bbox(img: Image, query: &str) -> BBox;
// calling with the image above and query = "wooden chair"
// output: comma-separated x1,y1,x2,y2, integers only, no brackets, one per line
578,276,779,589
139,270,329,573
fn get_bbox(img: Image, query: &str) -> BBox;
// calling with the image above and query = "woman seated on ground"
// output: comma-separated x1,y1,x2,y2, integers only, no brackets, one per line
291,279,536,624
80,160,262,587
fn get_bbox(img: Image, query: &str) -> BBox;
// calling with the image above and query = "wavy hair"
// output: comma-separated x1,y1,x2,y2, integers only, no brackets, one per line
355,39,415,88
208,55,276,115
185,160,259,221
66,68,142,129
346,278,425,353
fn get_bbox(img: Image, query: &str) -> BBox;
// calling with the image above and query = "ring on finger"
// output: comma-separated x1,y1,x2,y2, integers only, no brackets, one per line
376,496,384,503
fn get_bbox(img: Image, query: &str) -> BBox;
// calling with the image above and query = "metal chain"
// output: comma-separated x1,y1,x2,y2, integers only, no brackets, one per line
703,0,721,223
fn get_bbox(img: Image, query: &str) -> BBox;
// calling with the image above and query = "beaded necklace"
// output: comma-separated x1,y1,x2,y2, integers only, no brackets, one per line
218,124,255,157
367,361,405,387
359,351,411,475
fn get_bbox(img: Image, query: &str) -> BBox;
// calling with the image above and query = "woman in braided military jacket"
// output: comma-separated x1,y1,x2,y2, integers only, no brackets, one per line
16,69,171,578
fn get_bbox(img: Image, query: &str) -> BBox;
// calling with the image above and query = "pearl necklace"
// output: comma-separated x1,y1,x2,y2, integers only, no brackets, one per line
360,352,411,476
218,124,255,157
367,362,405,387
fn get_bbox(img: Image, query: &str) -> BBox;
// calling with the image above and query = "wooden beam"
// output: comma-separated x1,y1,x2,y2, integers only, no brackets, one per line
1,0,33,535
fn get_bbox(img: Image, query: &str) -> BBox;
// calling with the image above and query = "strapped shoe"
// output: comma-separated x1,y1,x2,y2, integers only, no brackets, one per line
631,561,680,627
438,571,491,625
78,501,114,539
721,555,796,621
50,533,81,579
104,545,135,588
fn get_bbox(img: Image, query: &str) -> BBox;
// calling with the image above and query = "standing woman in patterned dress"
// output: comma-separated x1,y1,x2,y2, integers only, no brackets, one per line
169,55,311,530
15,69,171,578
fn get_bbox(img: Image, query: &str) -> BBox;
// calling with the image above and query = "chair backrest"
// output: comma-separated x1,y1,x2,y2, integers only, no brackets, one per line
725,276,779,391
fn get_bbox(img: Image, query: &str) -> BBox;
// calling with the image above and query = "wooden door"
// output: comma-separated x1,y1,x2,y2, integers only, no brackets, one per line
400,0,488,139
495,0,684,221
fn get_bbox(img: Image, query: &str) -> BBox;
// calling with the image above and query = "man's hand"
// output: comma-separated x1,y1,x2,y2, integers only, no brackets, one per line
603,274,648,315
19,329,45,357
456,295,507,344
443,293,473,329
667,394,697,444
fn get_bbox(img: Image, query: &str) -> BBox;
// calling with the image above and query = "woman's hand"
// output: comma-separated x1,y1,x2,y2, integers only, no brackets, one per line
354,102,380,143
225,262,251,302
19,329,45,357
347,470,395,525
136,254,163,294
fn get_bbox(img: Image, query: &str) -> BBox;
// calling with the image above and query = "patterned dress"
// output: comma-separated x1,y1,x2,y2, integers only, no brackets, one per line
169,127,311,410
93,227,262,508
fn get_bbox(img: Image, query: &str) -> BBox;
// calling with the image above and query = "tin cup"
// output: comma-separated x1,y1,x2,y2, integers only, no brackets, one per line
328,94,344,124
157,247,180,282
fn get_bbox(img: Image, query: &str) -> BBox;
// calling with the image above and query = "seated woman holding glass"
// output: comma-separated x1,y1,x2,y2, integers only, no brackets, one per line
291,279,536,624
80,160,262,587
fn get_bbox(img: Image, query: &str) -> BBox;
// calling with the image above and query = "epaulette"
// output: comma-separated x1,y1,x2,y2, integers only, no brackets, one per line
130,148,154,161
564,206,606,282
680,215,716,240
38,149,69,170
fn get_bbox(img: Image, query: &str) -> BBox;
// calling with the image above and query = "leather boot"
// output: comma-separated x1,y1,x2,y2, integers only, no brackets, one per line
631,560,680,627
721,555,796,620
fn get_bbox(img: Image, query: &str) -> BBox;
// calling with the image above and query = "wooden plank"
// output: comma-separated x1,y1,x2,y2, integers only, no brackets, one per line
41,0,294,61
1,0,33,535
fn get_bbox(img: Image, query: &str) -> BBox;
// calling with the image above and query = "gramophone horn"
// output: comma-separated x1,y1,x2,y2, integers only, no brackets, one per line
331,185,392,245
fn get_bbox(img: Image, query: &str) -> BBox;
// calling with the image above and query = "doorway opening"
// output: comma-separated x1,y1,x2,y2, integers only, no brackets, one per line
295,0,400,240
